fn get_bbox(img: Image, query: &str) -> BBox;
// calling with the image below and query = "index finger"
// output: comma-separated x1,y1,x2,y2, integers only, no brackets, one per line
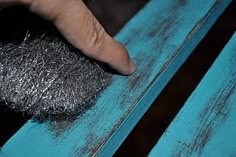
29,0,136,75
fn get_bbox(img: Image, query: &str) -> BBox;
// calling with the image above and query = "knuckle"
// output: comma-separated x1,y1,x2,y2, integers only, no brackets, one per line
28,0,60,21
85,18,106,57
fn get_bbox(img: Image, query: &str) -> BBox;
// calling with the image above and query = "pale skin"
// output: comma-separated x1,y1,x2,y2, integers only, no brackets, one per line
0,0,136,75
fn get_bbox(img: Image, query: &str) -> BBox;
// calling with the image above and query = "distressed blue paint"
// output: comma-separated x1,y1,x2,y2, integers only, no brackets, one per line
0,0,231,156
149,33,236,157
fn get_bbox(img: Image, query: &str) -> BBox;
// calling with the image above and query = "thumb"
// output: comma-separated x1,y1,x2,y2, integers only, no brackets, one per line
29,0,136,75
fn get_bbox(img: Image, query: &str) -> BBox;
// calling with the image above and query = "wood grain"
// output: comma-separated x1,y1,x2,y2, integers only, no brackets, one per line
149,32,236,157
0,0,231,156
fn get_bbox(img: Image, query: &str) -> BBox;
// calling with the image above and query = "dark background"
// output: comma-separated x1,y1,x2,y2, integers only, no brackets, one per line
0,0,236,156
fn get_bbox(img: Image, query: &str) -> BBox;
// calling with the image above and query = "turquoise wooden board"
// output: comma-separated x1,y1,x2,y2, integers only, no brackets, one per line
149,32,236,157
0,0,231,156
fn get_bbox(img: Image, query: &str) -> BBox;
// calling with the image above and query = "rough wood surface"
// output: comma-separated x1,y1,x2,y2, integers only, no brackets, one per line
149,32,236,157
0,0,231,156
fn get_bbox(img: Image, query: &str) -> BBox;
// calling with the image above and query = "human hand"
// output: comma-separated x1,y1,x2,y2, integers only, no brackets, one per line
0,0,136,75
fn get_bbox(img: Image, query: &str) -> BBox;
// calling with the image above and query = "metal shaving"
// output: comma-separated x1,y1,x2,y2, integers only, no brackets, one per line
0,33,112,117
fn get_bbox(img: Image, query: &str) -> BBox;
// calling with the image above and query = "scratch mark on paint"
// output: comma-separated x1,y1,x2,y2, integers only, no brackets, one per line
173,69,236,156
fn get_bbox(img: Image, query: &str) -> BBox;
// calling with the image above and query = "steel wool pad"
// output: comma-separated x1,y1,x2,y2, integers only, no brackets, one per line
0,33,112,117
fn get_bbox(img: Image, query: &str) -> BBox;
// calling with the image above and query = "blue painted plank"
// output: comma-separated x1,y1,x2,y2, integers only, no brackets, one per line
0,0,231,156
149,32,236,157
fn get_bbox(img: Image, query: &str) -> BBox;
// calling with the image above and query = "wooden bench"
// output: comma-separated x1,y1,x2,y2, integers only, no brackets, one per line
149,32,236,157
0,0,234,156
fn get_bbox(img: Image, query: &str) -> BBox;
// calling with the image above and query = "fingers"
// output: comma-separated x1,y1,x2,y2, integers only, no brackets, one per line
29,0,136,75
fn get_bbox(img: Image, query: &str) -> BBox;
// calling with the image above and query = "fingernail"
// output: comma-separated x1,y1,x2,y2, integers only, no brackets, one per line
129,60,136,74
